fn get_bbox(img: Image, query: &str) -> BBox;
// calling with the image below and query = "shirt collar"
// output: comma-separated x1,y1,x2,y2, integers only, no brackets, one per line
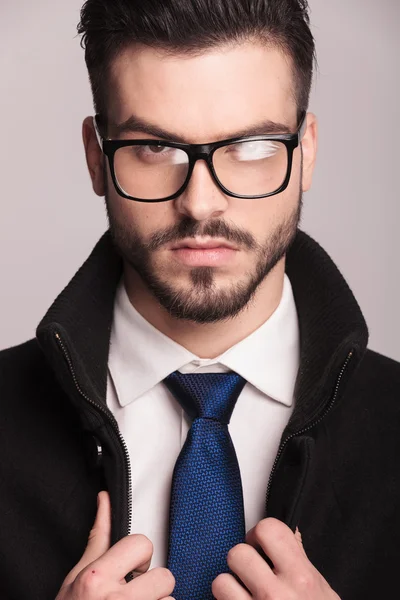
108,273,300,408
37,229,369,434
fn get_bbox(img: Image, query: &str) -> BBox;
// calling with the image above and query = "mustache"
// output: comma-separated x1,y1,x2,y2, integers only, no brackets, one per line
147,217,257,252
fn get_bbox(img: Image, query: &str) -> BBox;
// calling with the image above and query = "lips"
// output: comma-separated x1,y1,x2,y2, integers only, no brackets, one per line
171,246,237,267
171,239,238,251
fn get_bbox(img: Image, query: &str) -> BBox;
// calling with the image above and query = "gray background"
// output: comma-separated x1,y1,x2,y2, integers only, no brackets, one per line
1,0,399,360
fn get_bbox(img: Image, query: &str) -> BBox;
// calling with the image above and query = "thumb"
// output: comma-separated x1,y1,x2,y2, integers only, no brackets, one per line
61,491,112,588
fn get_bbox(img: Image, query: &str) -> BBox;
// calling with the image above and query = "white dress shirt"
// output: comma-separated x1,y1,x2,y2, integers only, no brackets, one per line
107,273,300,568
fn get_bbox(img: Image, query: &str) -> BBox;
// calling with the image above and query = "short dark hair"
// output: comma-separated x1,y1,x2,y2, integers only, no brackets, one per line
77,0,316,131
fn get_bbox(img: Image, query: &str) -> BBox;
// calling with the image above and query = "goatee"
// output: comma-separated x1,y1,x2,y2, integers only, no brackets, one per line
105,192,303,324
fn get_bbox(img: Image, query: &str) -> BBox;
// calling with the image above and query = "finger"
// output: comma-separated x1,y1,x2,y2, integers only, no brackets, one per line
127,566,176,600
129,550,152,581
130,555,153,580
246,518,307,574
212,572,252,600
226,543,280,598
86,532,154,582
61,491,111,587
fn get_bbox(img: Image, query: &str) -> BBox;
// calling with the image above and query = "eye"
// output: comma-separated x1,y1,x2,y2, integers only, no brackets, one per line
134,144,170,155
131,144,177,162
226,140,282,161
124,144,188,166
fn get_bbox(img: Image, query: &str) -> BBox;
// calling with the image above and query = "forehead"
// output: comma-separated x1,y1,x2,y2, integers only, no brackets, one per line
107,42,297,143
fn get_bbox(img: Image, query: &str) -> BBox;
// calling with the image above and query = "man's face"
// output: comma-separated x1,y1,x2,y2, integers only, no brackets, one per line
86,42,317,323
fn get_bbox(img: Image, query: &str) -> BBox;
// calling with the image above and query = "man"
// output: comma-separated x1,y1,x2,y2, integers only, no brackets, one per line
1,0,399,599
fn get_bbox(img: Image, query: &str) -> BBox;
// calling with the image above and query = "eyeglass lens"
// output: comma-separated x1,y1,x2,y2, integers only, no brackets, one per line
113,139,289,200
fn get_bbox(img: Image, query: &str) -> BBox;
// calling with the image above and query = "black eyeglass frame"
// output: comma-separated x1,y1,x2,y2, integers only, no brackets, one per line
93,111,307,203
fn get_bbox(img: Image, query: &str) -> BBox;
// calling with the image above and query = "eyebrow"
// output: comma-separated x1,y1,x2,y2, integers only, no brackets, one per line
109,113,293,143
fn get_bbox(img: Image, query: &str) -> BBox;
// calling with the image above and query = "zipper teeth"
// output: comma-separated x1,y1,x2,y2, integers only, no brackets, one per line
55,327,353,535
265,349,354,510
54,331,133,537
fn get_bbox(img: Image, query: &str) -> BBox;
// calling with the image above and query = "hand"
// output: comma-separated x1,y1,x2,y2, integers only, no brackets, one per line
56,491,175,599
212,518,340,599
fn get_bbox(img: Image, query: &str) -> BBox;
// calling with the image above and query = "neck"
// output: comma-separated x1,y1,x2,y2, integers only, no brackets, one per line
123,258,286,359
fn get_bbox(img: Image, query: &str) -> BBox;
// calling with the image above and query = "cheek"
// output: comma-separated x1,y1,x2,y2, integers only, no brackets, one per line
108,190,136,227
245,187,300,241
269,149,303,215
290,148,303,192
105,162,143,226
229,204,277,246
112,193,175,240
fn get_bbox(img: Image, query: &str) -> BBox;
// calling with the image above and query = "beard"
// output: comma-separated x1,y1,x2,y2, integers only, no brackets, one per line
104,176,303,324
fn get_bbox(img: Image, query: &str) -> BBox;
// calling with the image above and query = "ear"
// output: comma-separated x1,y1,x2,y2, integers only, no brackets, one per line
82,116,105,197
300,112,318,192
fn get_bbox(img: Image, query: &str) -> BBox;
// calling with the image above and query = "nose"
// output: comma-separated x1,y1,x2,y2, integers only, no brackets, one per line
174,159,229,221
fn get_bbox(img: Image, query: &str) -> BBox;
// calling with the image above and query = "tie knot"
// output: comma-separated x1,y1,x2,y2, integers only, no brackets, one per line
163,371,247,424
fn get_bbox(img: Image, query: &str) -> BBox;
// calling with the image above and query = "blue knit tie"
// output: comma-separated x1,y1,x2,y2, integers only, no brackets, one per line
163,371,247,600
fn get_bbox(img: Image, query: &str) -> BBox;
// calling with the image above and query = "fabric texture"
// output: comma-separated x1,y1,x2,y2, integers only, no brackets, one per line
163,371,247,600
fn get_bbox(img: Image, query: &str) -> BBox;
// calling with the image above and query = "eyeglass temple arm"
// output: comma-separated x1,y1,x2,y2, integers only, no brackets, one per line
298,111,308,142
93,115,104,152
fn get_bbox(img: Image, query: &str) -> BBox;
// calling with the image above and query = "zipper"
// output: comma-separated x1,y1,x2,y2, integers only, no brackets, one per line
265,348,354,513
54,331,132,538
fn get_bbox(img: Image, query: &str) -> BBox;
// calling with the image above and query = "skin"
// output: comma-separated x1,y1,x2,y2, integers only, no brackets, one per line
57,491,175,599
71,41,340,599
58,492,340,599
83,41,318,358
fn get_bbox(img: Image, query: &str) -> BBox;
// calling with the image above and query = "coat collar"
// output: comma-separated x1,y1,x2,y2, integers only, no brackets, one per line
36,228,369,433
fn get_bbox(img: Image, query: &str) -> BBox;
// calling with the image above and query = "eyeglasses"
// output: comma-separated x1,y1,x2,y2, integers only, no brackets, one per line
93,112,307,203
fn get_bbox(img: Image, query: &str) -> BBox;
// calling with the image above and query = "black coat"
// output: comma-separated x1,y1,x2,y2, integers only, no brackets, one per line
1,228,400,600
